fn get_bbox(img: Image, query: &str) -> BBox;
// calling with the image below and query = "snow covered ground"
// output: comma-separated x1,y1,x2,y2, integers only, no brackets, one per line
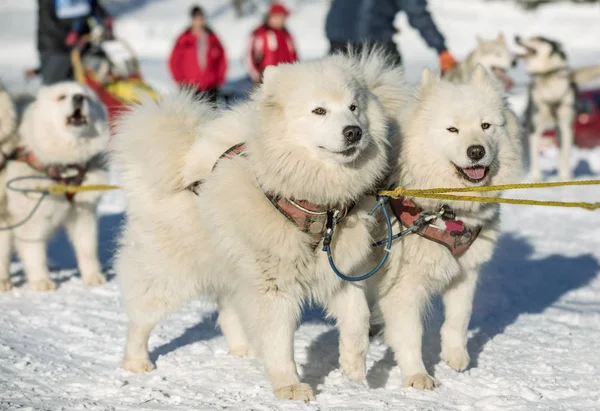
1,0,600,410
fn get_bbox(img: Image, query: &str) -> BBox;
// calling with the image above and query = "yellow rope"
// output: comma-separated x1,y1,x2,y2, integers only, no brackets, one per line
42,184,121,195
378,180,600,211
26,179,600,211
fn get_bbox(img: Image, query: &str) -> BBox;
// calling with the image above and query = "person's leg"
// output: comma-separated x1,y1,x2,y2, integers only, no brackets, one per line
206,88,219,105
329,40,349,55
40,51,74,85
194,88,218,107
383,41,402,67
232,0,243,18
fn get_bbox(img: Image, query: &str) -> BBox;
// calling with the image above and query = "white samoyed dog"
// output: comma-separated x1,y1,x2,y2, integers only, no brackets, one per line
0,82,109,292
0,81,18,291
114,52,408,400
368,66,524,389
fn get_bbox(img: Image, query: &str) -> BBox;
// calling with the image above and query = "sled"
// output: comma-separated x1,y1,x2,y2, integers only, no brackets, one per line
71,36,158,129
542,87,600,149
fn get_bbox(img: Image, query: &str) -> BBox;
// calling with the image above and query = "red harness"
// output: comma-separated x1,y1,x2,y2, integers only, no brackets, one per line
389,198,481,257
13,148,87,201
199,143,352,249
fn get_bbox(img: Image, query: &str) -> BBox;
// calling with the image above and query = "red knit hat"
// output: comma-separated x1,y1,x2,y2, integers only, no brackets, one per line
269,3,290,16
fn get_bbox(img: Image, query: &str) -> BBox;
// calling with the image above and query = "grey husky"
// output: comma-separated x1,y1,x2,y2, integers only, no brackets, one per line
515,35,600,180
445,33,515,89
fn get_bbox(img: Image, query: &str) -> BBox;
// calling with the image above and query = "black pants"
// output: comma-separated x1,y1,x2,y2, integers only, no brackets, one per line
194,87,219,105
328,40,402,67
40,51,74,85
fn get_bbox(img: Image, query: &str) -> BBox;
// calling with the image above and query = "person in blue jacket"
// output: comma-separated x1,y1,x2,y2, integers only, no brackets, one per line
35,0,112,85
325,0,457,73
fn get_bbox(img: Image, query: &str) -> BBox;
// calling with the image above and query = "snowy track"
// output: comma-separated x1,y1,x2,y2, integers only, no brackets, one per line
1,151,600,410
2,0,600,409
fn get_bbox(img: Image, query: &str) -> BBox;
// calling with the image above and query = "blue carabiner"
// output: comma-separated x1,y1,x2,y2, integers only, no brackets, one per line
323,197,394,282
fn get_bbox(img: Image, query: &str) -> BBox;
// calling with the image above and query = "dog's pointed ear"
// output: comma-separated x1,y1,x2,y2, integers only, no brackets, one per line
497,32,506,44
420,67,439,88
261,65,280,94
471,64,503,93
260,65,285,111
417,68,440,98
472,64,491,85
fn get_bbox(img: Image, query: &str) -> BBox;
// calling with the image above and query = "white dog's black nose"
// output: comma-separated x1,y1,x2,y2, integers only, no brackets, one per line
343,125,362,145
467,145,486,161
72,94,85,106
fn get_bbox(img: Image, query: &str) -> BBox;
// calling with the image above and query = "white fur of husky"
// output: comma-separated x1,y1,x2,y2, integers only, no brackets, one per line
0,82,109,292
114,53,406,400
445,33,515,89
369,67,524,389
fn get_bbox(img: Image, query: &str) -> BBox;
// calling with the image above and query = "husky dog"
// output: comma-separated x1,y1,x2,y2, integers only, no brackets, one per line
445,33,515,89
369,67,524,389
115,52,405,400
0,82,109,292
515,35,600,180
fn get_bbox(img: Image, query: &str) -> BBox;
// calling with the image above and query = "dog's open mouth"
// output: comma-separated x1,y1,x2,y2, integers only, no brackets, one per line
492,66,514,89
321,146,359,157
515,45,537,59
454,164,489,183
67,109,87,126
336,147,358,157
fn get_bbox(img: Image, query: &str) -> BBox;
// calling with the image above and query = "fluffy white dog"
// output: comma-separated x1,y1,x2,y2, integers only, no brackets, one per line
369,66,524,389
114,52,407,400
0,82,109,292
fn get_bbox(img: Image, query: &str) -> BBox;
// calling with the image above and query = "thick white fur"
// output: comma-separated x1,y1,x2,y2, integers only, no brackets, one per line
369,66,524,389
0,82,109,292
115,52,404,400
0,82,18,291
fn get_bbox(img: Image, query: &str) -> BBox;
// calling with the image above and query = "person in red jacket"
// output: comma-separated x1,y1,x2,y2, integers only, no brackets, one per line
169,5,227,103
246,3,298,84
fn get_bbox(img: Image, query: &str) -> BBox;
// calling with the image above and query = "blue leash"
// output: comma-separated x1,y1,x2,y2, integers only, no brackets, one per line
323,197,393,282
0,176,56,231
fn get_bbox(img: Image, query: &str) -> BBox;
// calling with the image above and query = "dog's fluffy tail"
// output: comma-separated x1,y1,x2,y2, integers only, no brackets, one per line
573,65,600,86
349,46,412,118
112,91,216,199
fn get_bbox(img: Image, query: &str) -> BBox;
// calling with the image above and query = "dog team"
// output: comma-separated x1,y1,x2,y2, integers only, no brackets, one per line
1,34,599,401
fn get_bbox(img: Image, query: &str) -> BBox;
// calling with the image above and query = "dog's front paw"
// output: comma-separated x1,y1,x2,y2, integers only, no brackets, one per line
558,171,573,181
274,383,315,401
403,373,439,390
123,357,155,373
0,278,12,292
529,171,543,182
83,272,106,287
441,346,470,372
30,278,57,292
340,353,367,382
229,345,252,357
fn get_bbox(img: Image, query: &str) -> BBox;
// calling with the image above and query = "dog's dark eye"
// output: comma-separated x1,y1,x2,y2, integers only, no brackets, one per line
312,107,327,116
481,123,491,130
447,127,459,133
349,104,357,112
57,95,66,101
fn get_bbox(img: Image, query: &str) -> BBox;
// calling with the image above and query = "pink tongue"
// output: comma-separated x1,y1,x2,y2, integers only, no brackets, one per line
463,166,485,180
498,71,513,89
502,74,514,90
493,69,514,90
